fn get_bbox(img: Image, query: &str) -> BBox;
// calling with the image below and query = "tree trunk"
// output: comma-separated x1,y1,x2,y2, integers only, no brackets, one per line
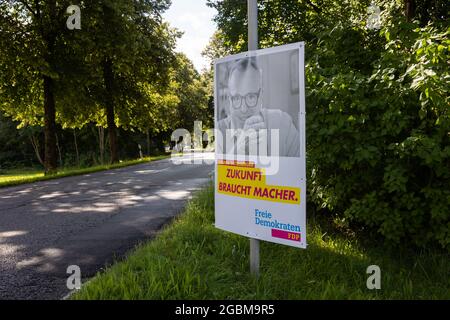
405,0,415,21
98,126,105,165
56,133,63,167
103,58,119,164
155,132,166,154
43,75,58,175
146,130,150,156
29,134,45,167
73,129,80,167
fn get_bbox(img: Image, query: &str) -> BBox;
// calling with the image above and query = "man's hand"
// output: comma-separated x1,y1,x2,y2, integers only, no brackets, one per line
234,115,266,155
243,115,265,131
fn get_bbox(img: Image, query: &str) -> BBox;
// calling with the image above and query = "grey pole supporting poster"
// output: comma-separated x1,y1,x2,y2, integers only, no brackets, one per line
248,0,260,277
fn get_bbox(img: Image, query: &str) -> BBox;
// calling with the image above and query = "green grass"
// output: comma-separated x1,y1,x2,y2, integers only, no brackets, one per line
72,183,449,300
0,155,170,188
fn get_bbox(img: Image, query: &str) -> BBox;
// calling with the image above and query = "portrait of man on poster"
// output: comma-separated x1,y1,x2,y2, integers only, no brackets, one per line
217,57,300,158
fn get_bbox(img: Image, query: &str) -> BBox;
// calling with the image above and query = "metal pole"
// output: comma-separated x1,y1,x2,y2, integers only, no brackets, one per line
250,237,260,276
248,0,260,277
248,0,258,51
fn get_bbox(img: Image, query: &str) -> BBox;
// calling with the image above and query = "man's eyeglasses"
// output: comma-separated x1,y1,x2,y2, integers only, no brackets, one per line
230,89,261,109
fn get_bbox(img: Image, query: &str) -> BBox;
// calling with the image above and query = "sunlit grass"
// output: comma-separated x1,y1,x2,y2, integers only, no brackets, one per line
0,170,44,185
0,155,170,188
72,183,449,300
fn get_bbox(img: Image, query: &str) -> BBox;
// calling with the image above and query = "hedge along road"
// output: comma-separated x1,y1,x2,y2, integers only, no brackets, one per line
0,154,214,299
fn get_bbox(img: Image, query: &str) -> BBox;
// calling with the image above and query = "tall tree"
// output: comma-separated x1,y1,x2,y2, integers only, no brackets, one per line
171,53,211,130
0,0,76,174
79,0,178,163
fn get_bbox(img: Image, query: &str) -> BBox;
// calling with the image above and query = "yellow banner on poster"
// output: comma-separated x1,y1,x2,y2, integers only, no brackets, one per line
217,164,300,205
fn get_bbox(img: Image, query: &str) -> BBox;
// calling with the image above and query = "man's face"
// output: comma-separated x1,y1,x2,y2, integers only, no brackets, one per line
228,66,262,125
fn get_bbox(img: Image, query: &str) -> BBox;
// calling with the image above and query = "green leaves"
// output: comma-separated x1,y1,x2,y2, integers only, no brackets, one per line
312,22,449,249
383,164,408,193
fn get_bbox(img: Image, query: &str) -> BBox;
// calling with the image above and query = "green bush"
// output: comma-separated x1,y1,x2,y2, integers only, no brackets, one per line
306,21,449,249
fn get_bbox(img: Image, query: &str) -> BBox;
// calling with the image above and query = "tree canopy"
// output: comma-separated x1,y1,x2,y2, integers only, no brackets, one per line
0,0,209,172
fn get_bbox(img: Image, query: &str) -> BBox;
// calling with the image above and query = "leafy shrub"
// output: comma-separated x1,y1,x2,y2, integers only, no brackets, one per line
306,21,449,249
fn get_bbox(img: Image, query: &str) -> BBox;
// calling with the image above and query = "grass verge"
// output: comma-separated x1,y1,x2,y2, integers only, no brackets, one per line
72,183,449,299
0,155,170,188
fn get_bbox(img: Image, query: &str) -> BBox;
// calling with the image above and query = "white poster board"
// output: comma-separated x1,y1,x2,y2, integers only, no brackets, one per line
214,42,307,249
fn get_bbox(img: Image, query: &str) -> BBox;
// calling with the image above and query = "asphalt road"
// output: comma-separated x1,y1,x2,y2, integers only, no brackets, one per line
0,155,213,300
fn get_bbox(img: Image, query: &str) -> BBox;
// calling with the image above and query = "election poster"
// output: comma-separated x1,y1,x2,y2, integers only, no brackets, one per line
214,42,307,248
